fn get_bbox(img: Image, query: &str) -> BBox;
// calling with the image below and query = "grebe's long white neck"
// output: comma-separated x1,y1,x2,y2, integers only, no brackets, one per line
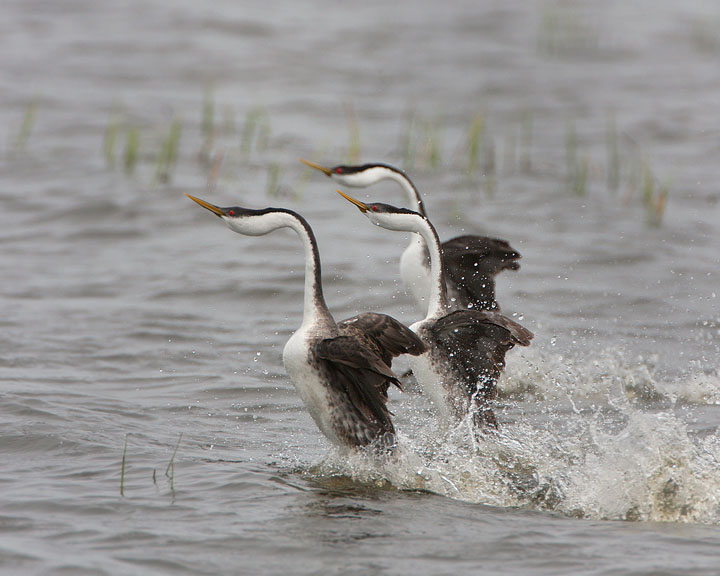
320,162,427,218
185,195,332,329
386,212,448,319
363,165,426,218
337,191,449,319
228,209,331,329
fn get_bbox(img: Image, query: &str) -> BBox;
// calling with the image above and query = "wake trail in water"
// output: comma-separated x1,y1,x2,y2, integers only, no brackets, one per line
312,349,720,524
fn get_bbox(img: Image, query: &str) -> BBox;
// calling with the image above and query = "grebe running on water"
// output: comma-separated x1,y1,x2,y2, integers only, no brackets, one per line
186,194,425,449
336,190,532,430
301,159,521,315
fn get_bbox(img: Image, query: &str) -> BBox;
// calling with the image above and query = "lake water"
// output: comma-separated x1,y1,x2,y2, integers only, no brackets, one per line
2,0,720,574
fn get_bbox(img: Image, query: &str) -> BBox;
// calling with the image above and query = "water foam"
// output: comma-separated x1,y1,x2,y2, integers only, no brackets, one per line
314,350,720,524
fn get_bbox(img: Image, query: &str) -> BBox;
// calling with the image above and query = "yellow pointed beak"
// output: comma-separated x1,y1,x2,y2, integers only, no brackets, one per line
299,158,332,177
336,190,368,213
185,194,226,217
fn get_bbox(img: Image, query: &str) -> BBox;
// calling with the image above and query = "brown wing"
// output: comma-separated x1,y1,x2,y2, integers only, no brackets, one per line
428,309,532,400
441,235,521,311
338,312,426,366
314,335,401,447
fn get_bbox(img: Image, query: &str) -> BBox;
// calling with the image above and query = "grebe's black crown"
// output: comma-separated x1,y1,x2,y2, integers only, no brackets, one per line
333,163,406,176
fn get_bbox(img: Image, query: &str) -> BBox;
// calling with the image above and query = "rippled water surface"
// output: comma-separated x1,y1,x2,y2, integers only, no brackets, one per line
2,1,720,574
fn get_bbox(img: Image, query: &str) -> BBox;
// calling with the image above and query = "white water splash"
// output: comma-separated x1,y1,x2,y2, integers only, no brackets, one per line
315,350,720,524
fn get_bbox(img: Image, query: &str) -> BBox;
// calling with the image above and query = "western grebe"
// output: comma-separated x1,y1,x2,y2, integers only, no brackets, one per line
186,194,425,449
301,159,520,314
336,191,532,429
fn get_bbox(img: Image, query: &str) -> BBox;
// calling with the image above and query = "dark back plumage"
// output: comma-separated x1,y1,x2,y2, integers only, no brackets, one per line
313,312,426,447
426,309,533,428
441,235,521,311
338,312,427,366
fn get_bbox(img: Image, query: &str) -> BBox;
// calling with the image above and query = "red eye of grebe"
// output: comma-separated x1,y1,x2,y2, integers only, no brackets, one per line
228,210,234,216
372,205,378,211
335,167,342,174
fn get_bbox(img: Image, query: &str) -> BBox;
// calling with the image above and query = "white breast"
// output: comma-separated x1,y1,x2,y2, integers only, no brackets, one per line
408,321,454,426
282,326,341,445
400,240,431,314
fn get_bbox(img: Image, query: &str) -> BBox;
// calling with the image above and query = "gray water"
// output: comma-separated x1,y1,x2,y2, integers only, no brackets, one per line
2,0,720,574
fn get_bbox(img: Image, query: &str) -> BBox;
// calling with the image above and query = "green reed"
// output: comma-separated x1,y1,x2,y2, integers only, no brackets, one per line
222,103,236,137
483,131,497,196
124,126,140,174
155,116,182,183
241,106,270,159
565,119,588,196
520,109,533,173
503,128,517,176
120,435,128,497
606,110,620,192
466,113,485,179
640,156,669,226
266,162,281,198
13,98,37,151
202,86,215,145
399,106,416,170
165,433,182,494
103,109,121,168
206,150,224,191
417,116,442,170
538,1,600,57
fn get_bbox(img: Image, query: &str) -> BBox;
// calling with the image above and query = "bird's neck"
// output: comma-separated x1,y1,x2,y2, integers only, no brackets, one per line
278,212,333,329
378,168,431,256
403,215,448,319
382,168,427,218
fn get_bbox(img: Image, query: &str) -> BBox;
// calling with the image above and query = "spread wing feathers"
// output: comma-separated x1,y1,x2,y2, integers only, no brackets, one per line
428,310,533,399
337,312,427,366
441,235,521,311
315,335,400,442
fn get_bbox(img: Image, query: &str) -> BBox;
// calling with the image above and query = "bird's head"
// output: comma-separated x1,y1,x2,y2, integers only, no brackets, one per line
335,190,421,232
300,159,400,189
185,194,287,236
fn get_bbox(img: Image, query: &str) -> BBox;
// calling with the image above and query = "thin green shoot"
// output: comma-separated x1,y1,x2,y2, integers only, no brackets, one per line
14,98,37,151
420,116,442,170
640,156,669,226
222,104,236,137
565,118,577,184
400,106,416,171
503,129,517,176
654,182,669,225
155,116,182,183
565,119,587,195
104,109,120,168
165,432,182,477
606,110,620,192
484,133,496,197
641,156,654,208
466,113,484,178
256,110,270,152
241,107,270,159
266,162,281,198
520,109,533,173
207,150,224,191
120,435,128,497
538,1,599,57
165,432,182,494
241,108,258,159
572,157,589,196
202,86,215,145
124,127,140,174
